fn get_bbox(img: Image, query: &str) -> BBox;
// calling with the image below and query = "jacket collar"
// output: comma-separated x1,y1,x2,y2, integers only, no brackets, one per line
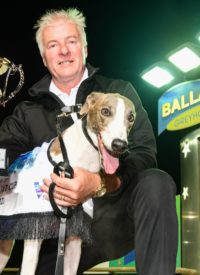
28,63,99,98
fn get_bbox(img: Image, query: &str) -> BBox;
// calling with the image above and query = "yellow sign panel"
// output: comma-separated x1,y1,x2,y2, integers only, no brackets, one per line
167,105,200,131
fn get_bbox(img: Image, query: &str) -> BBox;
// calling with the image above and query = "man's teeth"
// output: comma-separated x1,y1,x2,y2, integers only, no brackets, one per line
59,60,72,65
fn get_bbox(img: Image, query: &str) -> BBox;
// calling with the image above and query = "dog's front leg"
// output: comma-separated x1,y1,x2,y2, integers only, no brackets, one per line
20,239,43,275
0,240,15,272
64,236,82,275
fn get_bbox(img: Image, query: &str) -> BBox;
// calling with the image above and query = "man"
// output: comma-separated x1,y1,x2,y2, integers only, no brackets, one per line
0,8,178,275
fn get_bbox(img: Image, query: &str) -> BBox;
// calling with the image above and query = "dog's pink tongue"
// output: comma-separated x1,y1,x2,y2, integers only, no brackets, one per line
98,135,119,174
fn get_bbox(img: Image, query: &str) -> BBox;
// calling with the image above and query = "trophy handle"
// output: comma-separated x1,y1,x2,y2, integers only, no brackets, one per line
0,57,24,107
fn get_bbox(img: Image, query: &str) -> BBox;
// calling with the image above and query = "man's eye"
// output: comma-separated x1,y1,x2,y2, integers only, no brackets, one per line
101,107,111,117
49,43,56,49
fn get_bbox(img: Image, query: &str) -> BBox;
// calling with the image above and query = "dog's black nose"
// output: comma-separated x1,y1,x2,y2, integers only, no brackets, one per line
112,139,128,153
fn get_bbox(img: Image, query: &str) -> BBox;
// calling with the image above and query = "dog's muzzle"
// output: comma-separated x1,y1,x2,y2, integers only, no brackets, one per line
111,138,128,154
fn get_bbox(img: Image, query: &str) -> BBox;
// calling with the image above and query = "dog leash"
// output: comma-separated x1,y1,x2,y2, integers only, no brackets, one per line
48,104,83,275
48,134,74,275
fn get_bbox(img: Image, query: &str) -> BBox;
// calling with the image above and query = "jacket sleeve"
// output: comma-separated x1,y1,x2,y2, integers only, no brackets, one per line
0,102,33,167
115,81,158,189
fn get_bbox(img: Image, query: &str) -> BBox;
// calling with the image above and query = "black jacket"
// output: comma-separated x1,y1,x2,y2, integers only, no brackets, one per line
0,64,157,187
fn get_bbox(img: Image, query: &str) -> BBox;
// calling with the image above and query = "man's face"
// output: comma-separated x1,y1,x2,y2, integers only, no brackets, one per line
42,19,87,85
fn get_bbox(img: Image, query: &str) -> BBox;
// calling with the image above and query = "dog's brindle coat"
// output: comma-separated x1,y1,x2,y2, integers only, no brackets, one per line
0,92,136,275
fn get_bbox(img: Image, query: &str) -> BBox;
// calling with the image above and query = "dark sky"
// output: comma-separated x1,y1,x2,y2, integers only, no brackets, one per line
1,0,200,193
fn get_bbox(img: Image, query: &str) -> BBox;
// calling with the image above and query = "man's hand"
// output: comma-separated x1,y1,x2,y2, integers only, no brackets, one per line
41,167,101,207
41,167,122,207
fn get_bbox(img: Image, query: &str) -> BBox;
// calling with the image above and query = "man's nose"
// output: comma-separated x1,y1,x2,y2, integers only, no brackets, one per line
60,44,69,55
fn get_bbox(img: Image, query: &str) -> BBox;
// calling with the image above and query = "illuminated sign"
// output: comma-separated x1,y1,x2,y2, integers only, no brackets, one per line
158,79,200,135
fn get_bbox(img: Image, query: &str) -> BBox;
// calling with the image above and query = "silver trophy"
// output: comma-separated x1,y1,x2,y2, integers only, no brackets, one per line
0,57,24,107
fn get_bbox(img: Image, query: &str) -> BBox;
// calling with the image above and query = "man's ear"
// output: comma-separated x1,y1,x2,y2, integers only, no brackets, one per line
42,56,47,67
84,46,88,59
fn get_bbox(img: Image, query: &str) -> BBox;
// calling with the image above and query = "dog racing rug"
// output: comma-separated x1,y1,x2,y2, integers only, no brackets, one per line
0,142,92,244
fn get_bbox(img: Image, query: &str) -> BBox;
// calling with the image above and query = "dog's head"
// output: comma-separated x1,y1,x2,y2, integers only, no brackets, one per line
80,92,136,174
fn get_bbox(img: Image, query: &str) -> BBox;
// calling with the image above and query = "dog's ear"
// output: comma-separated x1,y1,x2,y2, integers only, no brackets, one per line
80,92,103,115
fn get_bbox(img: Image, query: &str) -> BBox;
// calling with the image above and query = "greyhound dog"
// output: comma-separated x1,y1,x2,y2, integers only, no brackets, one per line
0,92,136,275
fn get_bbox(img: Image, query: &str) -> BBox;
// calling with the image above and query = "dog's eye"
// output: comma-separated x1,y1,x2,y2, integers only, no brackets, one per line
128,112,135,122
101,107,111,117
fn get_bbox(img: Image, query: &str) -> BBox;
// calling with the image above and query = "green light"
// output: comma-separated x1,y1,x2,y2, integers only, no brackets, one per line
141,66,174,88
168,47,200,72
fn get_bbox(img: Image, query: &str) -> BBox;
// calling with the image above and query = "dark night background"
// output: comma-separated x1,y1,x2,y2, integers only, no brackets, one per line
2,0,200,193
1,0,200,267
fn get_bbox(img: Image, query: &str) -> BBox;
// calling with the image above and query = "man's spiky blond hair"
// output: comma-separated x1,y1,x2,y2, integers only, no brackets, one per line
34,8,87,56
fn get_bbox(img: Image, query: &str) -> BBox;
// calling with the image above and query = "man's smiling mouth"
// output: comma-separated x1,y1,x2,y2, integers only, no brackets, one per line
58,60,73,65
